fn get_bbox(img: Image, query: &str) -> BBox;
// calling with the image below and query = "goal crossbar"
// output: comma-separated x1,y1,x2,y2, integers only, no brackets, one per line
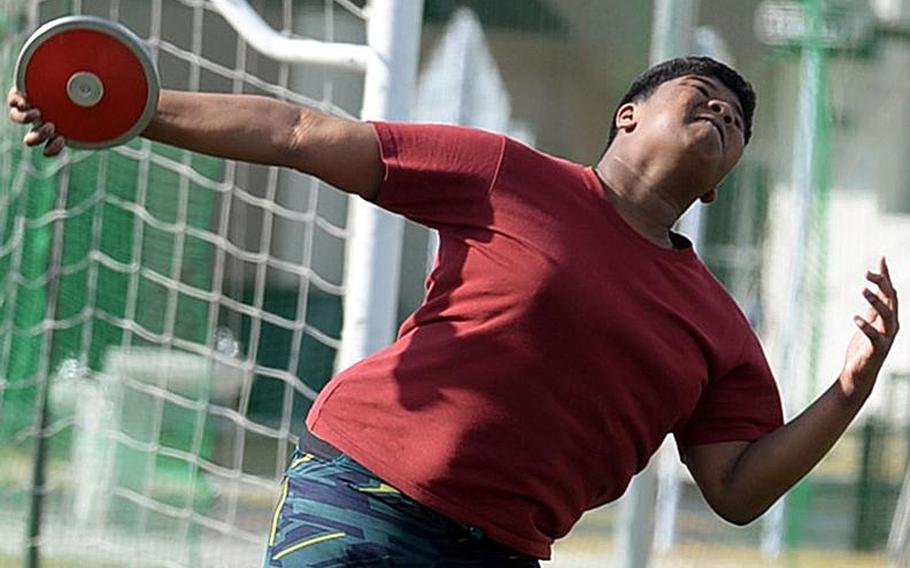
210,0,371,71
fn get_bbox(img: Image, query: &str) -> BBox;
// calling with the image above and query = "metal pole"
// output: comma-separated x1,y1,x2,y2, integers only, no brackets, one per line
616,2,698,567
786,0,831,554
25,375,50,568
209,0,371,70
761,0,828,558
649,0,700,65
25,169,70,568
336,0,424,371
665,0,705,252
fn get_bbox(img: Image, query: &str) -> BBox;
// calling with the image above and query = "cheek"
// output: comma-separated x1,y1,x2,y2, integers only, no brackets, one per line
727,143,745,166
718,150,743,179
650,106,690,134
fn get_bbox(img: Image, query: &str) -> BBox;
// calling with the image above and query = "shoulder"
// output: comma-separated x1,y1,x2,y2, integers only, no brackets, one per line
373,121,582,172
685,264,765,362
372,121,507,151
496,136,591,192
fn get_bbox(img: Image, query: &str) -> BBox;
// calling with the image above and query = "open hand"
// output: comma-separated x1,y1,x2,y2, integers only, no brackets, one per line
840,257,899,399
7,87,66,157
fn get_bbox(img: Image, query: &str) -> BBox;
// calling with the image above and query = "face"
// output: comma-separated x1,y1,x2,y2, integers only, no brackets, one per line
614,75,747,198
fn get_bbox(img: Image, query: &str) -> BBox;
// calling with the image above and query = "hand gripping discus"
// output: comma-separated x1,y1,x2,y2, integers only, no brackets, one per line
15,15,160,149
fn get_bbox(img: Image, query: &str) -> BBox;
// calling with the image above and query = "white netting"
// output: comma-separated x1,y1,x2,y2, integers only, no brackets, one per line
0,1,371,566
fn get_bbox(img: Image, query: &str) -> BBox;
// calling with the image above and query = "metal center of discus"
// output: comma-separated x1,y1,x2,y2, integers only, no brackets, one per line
66,71,104,107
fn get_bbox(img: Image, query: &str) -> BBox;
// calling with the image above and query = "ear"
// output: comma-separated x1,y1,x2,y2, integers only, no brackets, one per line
615,102,638,135
699,188,717,204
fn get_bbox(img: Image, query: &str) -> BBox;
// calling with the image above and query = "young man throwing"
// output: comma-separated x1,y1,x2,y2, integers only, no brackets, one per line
9,56,899,566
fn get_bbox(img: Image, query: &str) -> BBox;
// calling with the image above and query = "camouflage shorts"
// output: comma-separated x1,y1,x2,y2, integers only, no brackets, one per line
263,448,540,567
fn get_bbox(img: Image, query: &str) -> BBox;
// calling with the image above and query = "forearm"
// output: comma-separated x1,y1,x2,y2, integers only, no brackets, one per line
688,260,897,525
141,90,303,167
723,377,869,522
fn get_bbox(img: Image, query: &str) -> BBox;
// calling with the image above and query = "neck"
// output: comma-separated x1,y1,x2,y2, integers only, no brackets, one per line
594,148,699,249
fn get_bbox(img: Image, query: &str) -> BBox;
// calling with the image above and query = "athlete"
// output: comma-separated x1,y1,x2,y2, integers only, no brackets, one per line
9,56,899,566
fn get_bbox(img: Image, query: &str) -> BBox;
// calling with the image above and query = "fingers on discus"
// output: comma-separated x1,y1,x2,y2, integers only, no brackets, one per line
43,136,66,157
7,89,42,125
9,106,40,125
23,122,55,146
7,87,27,108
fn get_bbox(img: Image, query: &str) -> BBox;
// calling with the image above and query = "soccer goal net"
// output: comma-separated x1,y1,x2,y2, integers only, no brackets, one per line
0,1,418,566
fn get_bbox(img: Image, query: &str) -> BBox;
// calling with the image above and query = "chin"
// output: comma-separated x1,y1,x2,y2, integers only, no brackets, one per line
676,155,727,193
693,134,731,166
684,149,726,180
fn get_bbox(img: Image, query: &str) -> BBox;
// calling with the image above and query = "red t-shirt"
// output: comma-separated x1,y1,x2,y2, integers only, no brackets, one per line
307,122,783,559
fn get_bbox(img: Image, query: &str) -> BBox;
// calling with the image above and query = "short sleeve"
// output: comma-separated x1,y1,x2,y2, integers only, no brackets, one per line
369,122,507,231
675,332,784,449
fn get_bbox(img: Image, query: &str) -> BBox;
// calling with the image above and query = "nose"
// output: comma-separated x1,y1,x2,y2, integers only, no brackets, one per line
709,100,734,125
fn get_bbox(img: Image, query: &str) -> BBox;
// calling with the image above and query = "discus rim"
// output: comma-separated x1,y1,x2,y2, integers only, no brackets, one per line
14,15,160,150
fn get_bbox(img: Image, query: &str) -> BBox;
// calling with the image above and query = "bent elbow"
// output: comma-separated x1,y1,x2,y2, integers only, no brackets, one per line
277,108,312,170
712,500,773,527
719,510,759,527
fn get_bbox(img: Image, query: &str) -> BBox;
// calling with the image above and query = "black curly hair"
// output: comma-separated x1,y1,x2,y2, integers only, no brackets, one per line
605,56,756,151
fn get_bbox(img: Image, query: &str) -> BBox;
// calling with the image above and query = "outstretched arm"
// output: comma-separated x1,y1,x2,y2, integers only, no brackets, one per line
684,257,899,525
8,88,382,199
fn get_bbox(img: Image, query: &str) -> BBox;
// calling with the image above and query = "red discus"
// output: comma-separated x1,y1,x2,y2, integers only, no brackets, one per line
15,15,160,150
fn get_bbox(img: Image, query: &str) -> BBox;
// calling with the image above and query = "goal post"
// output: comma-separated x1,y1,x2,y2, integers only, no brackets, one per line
0,1,424,566
208,0,424,371
338,0,424,370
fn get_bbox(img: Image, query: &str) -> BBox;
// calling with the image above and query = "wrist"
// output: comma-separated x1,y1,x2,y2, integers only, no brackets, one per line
837,372,875,407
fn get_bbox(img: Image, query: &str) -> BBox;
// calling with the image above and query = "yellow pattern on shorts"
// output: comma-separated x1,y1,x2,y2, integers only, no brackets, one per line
272,532,346,561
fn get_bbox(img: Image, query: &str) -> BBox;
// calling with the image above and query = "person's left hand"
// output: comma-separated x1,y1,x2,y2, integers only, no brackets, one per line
840,257,899,400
